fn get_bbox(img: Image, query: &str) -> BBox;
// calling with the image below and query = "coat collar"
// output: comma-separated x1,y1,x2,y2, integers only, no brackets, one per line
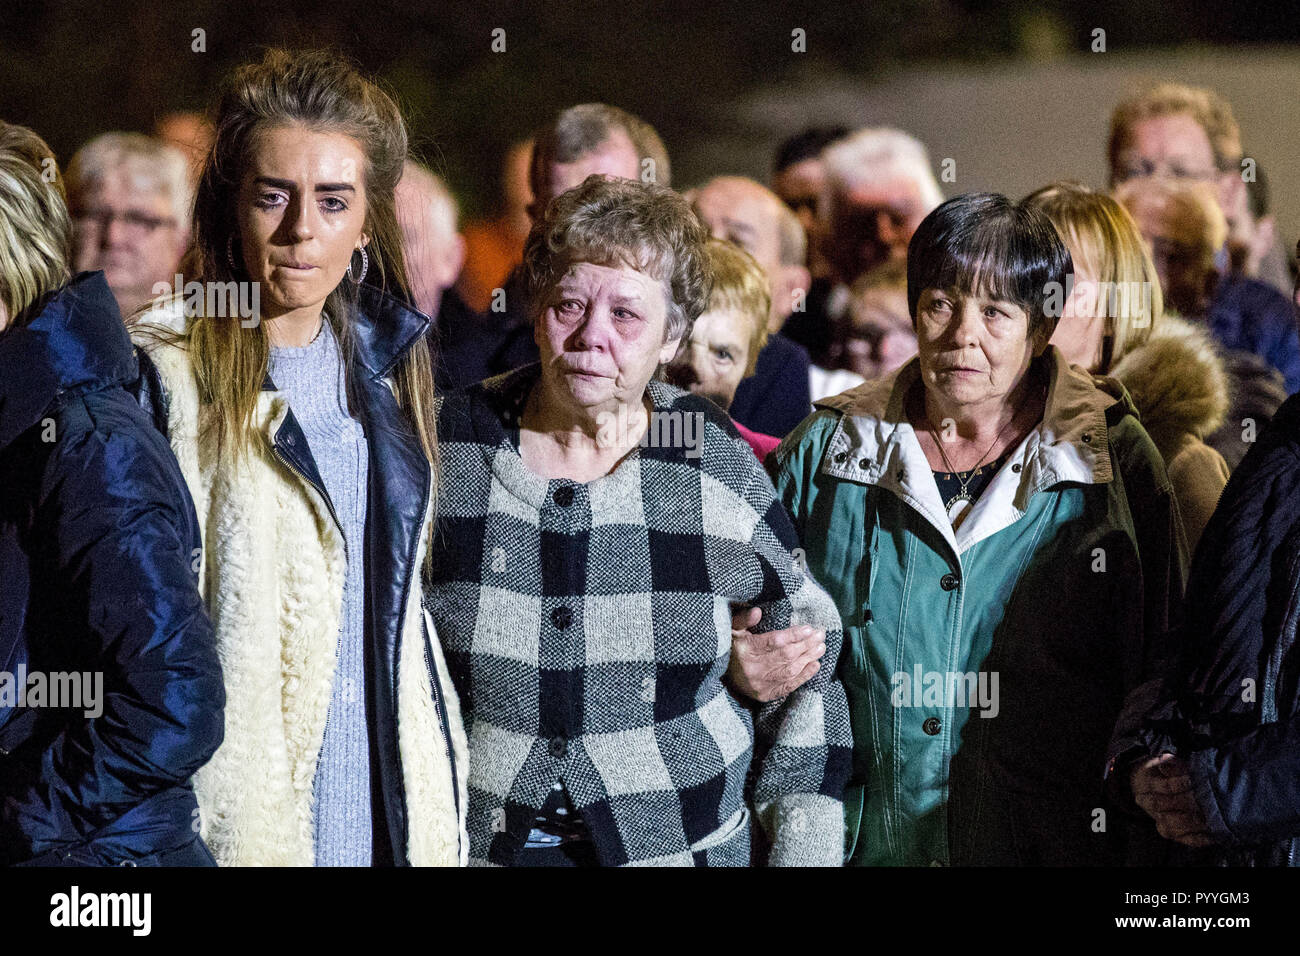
352,281,433,380
258,282,432,393
813,346,1121,558
0,271,134,451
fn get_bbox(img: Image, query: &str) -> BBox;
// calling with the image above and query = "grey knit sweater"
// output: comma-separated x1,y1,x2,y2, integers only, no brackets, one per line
269,318,372,866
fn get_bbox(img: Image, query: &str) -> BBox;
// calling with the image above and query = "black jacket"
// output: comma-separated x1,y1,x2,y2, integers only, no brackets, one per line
0,272,223,866
729,333,813,438
1132,391,1300,865
428,287,501,393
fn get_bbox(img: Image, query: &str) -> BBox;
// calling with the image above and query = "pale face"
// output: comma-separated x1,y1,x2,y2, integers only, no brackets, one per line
535,130,640,215
1051,260,1106,370
694,178,782,274
825,177,929,285
71,169,187,315
237,125,369,324
663,306,751,410
395,176,464,318
843,286,917,380
1113,115,1219,183
915,285,1039,412
535,261,680,418
694,177,809,328
0,298,9,333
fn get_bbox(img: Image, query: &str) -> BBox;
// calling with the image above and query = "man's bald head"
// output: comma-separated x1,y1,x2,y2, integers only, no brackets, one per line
396,160,465,318
691,176,810,332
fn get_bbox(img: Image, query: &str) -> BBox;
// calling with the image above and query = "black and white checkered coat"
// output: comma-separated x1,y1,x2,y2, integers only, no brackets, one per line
424,364,851,866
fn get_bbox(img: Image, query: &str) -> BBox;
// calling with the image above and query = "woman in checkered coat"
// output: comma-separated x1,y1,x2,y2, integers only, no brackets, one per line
424,175,852,866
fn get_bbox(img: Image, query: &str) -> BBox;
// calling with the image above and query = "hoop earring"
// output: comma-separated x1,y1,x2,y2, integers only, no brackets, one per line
347,245,369,284
226,236,238,274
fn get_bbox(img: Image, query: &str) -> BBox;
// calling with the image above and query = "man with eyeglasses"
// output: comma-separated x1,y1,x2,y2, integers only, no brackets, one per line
1108,82,1294,295
1109,84,1300,399
65,132,192,319
1117,176,1294,470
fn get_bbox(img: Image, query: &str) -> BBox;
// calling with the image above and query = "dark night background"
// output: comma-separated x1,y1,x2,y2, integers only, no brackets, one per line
3,0,1300,218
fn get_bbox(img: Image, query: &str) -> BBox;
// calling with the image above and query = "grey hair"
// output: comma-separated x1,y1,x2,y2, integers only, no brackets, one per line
530,103,670,198
65,132,193,226
522,175,710,344
820,127,944,221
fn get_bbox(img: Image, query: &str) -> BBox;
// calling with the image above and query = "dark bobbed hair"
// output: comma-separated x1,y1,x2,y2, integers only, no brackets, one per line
906,192,1073,343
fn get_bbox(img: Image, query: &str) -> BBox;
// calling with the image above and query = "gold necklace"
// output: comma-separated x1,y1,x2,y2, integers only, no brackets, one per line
928,409,1017,525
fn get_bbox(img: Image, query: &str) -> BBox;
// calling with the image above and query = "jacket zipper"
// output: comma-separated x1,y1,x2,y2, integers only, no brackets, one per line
423,625,462,826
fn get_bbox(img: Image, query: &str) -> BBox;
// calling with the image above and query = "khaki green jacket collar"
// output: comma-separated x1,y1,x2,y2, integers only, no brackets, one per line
810,346,1121,560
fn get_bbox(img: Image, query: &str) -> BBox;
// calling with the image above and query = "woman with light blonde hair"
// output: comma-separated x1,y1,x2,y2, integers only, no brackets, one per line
131,49,468,866
1025,180,1230,550
0,121,222,866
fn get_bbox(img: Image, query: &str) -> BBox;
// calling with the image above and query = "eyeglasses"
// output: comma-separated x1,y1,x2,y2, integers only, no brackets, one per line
73,208,177,237
1114,159,1222,183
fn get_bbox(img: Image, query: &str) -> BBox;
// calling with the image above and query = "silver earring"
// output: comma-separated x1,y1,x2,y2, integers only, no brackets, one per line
347,245,368,284
226,236,238,273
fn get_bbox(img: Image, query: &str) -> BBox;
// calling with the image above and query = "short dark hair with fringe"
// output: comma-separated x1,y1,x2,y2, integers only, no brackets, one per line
906,192,1072,342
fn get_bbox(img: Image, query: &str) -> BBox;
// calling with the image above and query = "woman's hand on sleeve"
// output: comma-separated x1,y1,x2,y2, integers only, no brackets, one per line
727,606,825,703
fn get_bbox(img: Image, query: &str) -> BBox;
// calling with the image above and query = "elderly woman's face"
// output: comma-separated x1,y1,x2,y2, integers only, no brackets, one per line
915,285,1040,409
535,261,681,412
663,306,752,410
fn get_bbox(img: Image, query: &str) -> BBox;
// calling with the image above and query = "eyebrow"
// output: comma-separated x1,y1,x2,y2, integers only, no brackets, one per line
720,217,758,238
253,176,356,193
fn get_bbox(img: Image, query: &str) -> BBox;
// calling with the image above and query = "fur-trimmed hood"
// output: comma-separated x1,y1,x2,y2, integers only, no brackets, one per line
1109,317,1230,453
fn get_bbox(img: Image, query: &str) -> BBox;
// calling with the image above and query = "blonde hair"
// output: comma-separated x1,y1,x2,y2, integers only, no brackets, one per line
703,238,770,377
851,257,907,295
144,48,437,466
1025,181,1165,369
845,259,909,331
0,122,71,329
1114,176,1228,253
1108,82,1243,176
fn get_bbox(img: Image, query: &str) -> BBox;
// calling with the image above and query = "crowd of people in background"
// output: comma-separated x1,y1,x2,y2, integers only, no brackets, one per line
2,47,1299,867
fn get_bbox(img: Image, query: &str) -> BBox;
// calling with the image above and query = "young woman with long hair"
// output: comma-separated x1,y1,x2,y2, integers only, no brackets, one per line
132,49,467,866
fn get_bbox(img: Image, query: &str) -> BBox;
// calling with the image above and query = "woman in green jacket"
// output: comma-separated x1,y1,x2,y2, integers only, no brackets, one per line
772,193,1188,865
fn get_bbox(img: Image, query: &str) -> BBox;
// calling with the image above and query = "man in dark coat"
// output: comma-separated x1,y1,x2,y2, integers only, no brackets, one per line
486,103,671,377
